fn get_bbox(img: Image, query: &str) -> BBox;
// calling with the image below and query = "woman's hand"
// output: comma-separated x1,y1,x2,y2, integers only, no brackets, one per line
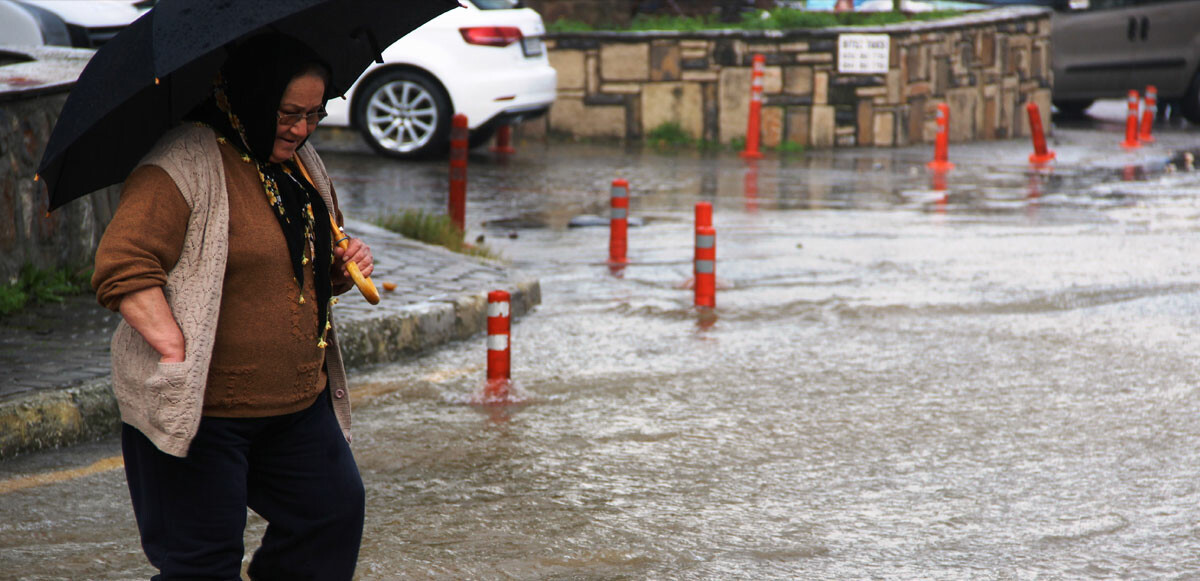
117,286,185,363
332,237,374,295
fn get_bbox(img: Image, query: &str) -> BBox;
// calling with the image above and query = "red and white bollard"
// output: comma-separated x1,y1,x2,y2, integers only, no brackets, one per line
695,200,712,232
1122,90,1141,150
694,225,716,308
1139,85,1157,144
927,103,954,172
609,179,629,266
741,54,766,160
449,113,469,232
491,123,516,154
486,290,511,400
1026,101,1055,165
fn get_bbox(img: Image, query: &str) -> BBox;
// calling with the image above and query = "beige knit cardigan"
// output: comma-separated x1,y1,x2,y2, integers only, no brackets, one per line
109,125,351,458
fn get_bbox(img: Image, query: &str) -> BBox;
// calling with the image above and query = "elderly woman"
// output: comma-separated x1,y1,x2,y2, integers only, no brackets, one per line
92,34,371,580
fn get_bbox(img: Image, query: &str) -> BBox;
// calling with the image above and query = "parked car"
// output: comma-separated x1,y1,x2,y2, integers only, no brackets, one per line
0,0,148,48
1050,0,1200,122
321,0,557,158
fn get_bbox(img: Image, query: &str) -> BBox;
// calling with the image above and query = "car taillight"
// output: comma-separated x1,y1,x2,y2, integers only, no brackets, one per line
460,26,523,47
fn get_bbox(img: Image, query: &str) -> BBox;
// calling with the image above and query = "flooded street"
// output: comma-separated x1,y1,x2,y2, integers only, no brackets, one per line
4,122,1200,579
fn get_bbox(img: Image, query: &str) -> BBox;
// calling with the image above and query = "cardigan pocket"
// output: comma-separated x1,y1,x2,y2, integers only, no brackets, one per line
143,360,193,438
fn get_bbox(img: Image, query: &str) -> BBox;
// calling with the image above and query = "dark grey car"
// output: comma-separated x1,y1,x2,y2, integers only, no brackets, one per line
1050,0,1200,122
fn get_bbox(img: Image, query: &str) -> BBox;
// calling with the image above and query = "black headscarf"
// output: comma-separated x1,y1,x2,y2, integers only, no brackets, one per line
189,34,335,345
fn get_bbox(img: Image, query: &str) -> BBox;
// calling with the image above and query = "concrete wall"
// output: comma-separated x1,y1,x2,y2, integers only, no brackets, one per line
0,46,115,284
525,7,1053,149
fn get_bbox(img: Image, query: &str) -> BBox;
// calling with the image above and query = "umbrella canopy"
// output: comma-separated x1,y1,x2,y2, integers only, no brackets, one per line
38,0,458,211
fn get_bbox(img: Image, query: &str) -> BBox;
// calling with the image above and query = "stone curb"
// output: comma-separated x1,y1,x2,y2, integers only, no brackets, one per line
0,278,540,460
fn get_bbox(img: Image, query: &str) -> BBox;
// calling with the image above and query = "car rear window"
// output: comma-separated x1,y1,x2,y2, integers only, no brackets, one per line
471,0,518,9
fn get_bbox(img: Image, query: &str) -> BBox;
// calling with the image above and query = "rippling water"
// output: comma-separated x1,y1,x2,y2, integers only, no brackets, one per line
336,141,1200,579
3,137,1200,579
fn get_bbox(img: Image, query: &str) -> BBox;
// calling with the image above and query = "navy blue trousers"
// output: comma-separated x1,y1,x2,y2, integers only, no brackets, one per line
122,389,365,581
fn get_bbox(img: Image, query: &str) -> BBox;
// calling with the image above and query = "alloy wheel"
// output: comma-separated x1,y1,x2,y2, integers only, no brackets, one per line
365,79,440,154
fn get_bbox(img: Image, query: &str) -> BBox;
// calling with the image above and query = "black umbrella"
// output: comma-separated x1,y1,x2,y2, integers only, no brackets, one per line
38,0,459,211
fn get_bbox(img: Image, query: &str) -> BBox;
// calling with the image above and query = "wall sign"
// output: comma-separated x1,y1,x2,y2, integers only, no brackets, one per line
837,34,890,74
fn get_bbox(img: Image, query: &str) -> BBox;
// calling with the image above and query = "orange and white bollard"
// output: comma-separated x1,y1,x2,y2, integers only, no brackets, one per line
695,200,712,232
741,54,766,160
449,113,469,232
927,103,954,172
609,179,629,266
1139,86,1157,144
486,290,511,400
694,225,716,308
491,123,516,154
1122,90,1141,150
1026,101,1055,165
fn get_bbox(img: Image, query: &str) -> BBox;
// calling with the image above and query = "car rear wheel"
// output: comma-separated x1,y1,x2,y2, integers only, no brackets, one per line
1182,70,1200,124
355,70,451,158
1053,99,1094,118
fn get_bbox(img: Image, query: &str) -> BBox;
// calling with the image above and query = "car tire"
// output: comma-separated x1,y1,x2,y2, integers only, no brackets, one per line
1182,70,1200,124
354,70,451,158
1053,99,1093,118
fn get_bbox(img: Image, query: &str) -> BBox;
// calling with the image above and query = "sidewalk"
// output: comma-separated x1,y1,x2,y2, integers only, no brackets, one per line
0,218,539,459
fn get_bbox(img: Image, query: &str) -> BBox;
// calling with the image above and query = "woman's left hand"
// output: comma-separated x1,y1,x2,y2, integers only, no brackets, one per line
332,237,374,295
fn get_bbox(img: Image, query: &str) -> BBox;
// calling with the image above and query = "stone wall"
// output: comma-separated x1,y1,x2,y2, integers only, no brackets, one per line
0,46,115,284
529,7,1053,149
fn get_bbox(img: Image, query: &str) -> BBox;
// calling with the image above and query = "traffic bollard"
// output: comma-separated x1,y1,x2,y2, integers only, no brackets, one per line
927,103,954,172
1139,86,1157,144
491,123,516,154
486,290,511,400
1026,101,1056,165
695,225,716,308
449,113,469,231
741,54,766,160
1121,90,1141,150
609,179,629,266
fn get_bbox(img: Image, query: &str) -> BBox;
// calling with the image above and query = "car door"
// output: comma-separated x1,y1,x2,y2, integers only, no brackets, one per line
1051,0,1140,101
1126,0,1200,100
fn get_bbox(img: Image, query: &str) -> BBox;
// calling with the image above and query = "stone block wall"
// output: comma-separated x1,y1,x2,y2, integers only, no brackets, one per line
532,7,1053,149
0,46,114,284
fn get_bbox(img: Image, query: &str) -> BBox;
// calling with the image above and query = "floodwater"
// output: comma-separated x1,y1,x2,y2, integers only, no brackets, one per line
3,123,1200,579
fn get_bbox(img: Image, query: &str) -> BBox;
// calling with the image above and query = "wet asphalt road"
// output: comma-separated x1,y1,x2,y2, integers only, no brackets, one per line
2,100,1199,580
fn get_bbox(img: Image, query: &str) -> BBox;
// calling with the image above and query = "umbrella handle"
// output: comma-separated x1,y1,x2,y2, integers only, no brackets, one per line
328,213,380,305
292,154,380,305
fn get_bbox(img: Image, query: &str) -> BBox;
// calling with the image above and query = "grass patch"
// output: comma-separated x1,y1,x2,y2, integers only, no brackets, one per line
374,209,500,260
646,122,698,148
771,140,806,154
0,264,93,317
547,8,967,33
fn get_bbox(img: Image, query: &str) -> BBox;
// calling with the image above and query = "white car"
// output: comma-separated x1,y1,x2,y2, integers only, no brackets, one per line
0,0,148,48
322,0,557,158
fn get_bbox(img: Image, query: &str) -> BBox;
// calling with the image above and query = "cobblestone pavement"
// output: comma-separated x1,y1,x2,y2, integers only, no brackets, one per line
0,218,539,458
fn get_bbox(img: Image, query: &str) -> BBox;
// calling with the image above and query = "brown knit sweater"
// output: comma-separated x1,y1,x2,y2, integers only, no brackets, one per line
94,140,335,418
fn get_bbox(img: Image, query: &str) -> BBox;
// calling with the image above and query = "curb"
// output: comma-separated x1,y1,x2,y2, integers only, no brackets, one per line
0,279,540,460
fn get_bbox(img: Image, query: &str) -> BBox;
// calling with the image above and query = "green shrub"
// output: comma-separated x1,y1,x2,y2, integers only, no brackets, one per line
772,140,806,154
646,122,696,148
374,209,499,260
0,264,92,316
545,18,594,33
554,8,967,32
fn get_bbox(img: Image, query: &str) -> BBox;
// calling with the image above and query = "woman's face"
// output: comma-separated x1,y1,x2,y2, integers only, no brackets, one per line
270,72,326,163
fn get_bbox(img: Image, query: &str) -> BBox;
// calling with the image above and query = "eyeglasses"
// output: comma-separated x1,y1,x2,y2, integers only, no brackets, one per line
277,107,328,128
